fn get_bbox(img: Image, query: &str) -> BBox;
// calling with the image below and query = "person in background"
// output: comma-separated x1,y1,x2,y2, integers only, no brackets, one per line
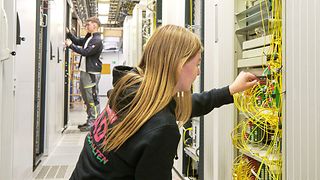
70,25,258,179
65,17,103,132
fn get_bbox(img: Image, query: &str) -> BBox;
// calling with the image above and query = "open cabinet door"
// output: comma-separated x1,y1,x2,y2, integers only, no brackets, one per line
0,0,10,61
0,0,7,122
0,0,9,178
0,0,15,179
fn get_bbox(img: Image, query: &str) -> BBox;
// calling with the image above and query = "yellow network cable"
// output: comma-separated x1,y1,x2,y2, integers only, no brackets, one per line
152,0,157,31
232,0,283,179
183,127,193,147
183,127,195,178
232,155,253,179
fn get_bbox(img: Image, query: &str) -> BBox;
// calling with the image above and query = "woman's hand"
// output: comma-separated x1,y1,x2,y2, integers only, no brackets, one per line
229,71,258,95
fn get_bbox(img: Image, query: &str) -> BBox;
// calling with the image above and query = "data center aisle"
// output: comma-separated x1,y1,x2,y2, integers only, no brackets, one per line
32,98,182,180
32,109,88,180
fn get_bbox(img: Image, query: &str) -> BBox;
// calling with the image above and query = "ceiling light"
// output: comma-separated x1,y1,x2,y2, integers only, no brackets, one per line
98,3,110,15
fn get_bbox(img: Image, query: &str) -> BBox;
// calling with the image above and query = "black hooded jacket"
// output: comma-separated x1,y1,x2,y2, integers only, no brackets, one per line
67,32,103,73
70,66,234,180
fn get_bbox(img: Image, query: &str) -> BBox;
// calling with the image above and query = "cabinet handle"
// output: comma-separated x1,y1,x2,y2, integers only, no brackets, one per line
215,3,218,43
50,42,55,60
16,12,21,45
57,47,61,63
40,13,48,27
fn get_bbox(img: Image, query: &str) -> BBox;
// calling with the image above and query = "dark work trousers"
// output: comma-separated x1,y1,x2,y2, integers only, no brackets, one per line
79,71,101,126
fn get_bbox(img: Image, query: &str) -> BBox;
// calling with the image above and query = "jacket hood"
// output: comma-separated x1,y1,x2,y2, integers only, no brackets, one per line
107,65,176,118
107,66,140,111
111,66,137,86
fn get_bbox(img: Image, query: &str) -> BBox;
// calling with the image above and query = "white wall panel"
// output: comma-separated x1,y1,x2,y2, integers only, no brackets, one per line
204,0,234,179
0,0,15,179
45,0,57,155
45,0,64,155
131,4,144,66
162,0,185,26
56,0,66,131
122,3,145,67
13,0,36,179
286,0,320,179
123,16,132,65
99,52,123,96
0,0,9,61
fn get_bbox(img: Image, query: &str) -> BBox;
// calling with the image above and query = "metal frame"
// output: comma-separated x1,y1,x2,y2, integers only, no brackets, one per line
199,0,204,178
33,0,48,170
64,1,71,128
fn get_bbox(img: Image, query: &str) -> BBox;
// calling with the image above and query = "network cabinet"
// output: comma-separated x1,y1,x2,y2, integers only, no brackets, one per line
232,0,283,179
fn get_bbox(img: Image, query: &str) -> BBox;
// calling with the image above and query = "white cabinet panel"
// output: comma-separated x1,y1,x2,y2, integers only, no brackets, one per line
45,0,65,155
286,0,320,179
204,0,234,179
0,1,15,179
12,0,36,179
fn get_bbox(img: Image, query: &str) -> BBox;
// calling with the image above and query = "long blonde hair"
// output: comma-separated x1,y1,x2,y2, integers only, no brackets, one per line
103,25,202,151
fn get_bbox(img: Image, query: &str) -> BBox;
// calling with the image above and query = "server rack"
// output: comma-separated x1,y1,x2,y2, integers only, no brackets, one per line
232,0,284,179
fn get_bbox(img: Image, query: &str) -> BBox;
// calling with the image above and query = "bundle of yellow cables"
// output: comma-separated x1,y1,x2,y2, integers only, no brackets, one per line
232,0,283,179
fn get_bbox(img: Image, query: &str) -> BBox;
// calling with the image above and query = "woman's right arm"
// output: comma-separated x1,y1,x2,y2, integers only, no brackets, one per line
191,86,234,117
191,71,258,117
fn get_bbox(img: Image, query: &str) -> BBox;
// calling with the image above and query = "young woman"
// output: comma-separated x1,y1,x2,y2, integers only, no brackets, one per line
70,25,258,180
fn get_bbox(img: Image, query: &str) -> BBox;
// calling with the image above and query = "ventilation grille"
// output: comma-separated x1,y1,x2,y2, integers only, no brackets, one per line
35,165,72,179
